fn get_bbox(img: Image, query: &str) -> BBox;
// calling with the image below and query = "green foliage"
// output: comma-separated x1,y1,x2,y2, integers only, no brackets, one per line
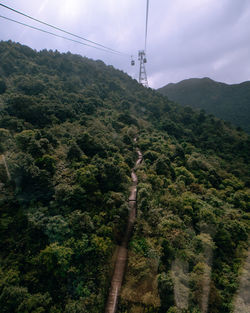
0,267,52,313
15,130,36,151
175,166,195,185
158,272,175,310
0,79,7,94
34,243,73,278
35,155,56,174
76,165,99,192
67,142,82,161
0,41,249,313
16,76,45,95
158,77,250,133
16,292,52,313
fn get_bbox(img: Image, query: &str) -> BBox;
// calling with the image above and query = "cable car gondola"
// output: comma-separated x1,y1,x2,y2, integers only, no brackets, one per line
131,56,135,66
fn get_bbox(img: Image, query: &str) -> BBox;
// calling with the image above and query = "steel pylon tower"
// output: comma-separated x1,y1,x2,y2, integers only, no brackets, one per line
138,50,148,87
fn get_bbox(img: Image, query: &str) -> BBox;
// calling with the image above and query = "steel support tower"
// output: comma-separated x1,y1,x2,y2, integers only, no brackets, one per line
138,50,148,87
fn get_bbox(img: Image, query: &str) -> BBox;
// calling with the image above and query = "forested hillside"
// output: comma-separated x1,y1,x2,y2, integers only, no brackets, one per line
158,77,250,133
0,41,249,313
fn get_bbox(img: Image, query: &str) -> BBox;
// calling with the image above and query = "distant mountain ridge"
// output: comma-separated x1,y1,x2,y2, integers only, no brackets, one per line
158,77,250,133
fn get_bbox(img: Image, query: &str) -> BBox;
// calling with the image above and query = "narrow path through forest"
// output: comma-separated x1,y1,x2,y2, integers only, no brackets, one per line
105,138,143,313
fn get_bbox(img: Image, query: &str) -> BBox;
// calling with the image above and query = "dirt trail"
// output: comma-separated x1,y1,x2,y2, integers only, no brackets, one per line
105,140,142,313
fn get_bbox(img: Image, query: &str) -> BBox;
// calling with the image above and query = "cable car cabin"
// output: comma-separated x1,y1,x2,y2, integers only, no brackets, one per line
131,60,135,66
143,58,147,63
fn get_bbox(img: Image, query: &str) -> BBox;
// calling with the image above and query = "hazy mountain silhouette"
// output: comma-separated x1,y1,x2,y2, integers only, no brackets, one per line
158,77,250,133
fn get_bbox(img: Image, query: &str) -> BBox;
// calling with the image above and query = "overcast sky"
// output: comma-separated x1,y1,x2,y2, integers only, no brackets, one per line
0,0,250,88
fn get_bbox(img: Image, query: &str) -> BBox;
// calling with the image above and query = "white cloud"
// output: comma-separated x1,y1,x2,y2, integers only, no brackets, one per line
0,0,250,87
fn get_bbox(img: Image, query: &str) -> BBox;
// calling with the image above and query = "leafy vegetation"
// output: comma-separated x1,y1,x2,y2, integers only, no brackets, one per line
158,77,250,133
0,41,249,312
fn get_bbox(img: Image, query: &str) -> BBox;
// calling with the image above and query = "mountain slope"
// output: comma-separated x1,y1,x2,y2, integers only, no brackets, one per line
0,41,249,313
158,77,250,133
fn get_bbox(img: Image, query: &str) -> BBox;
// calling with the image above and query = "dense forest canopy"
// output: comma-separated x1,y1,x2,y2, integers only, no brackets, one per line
158,77,250,134
0,41,249,313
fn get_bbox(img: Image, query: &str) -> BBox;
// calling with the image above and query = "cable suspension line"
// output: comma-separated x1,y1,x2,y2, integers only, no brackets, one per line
0,3,130,56
144,0,149,52
0,15,121,55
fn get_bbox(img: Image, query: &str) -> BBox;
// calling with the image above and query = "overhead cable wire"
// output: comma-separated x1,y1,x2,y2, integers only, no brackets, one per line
144,0,149,51
0,15,121,55
0,3,130,56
